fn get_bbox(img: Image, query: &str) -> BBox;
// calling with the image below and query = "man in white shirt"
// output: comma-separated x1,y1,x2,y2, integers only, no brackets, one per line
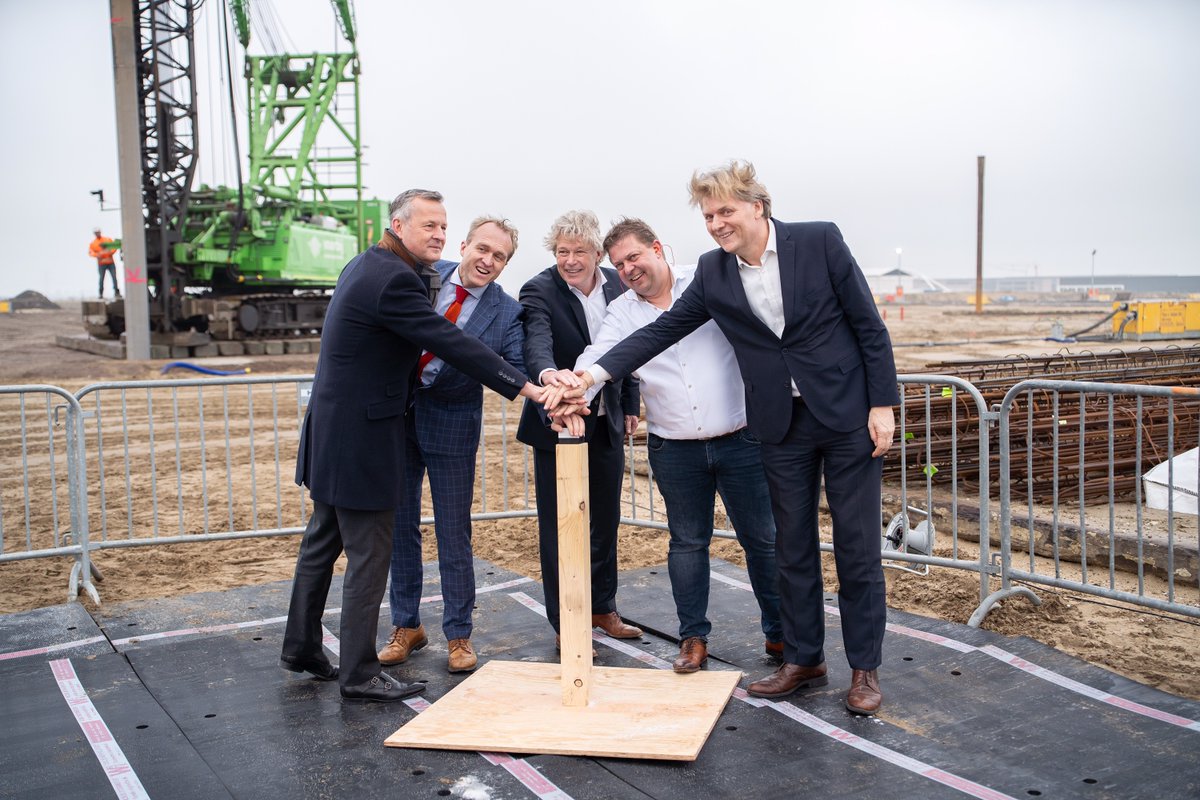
576,218,782,674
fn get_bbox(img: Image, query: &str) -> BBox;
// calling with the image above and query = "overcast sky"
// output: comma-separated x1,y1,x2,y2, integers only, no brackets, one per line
1,0,1197,300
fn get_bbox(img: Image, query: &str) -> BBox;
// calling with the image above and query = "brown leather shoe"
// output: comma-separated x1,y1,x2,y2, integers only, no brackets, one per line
846,669,882,715
554,634,596,658
592,611,642,638
747,662,829,699
377,625,427,666
672,637,708,674
447,638,477,673
765,640,784,660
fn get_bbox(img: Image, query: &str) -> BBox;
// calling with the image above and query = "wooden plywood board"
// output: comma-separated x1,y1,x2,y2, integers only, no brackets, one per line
385,660,741,761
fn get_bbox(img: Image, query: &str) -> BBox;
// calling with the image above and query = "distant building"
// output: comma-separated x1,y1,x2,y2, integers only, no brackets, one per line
936,275,1200,296
864,268,950,296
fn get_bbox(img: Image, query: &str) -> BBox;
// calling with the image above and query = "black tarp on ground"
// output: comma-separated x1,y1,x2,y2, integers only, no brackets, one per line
1,557,1197,799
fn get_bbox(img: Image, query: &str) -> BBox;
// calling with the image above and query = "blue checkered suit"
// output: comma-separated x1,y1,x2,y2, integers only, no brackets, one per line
388,261,526,639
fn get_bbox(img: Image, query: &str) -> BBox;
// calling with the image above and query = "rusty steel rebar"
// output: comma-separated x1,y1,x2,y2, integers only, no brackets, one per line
889,347,1200,504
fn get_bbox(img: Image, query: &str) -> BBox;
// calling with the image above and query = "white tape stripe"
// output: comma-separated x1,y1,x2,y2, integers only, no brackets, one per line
719,570,1200,732
0,635,109,661
978,645,1200,730
507,592,1013,800
110,576,535,647
112,615,290,646
321,624,572,800
764,699,1016,800
49,658,150,800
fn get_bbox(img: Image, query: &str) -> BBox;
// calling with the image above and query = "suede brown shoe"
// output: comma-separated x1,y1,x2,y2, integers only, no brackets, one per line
846,669,882,715
765,640,784,660
447,638,477,673
592,611,642,638
672,637,708,674
377,625,427,666
747,662,829,699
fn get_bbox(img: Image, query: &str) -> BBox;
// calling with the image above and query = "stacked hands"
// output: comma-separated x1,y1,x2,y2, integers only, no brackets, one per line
524,372,896,453
518,369,600,439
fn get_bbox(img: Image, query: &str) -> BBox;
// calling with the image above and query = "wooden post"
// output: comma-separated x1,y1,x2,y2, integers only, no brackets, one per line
556,440,591,707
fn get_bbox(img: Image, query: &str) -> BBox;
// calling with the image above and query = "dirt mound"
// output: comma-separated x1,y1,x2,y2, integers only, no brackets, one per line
8,290,60,310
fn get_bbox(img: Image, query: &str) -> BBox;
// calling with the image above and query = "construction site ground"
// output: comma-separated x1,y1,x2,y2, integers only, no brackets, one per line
0,300,1197,704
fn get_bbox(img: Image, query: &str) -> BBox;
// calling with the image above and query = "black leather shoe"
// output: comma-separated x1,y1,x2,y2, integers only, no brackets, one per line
280,655,339,681
340,673,426,704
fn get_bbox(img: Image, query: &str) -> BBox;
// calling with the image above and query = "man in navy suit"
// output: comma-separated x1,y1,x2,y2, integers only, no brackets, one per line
281,190,549,704
573,162,898,715
517,210,642,646
377,216,526,674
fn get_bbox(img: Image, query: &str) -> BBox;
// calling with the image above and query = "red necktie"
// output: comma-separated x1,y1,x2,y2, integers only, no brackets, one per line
417,284,470,378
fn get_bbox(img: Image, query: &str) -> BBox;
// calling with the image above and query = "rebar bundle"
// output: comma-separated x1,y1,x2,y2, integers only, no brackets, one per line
890,346,1200,504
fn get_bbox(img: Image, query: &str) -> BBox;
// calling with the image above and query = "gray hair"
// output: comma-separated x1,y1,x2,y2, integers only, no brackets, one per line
466,215,520,258
389,189,444,223
688,160,772,219
542,209,603,254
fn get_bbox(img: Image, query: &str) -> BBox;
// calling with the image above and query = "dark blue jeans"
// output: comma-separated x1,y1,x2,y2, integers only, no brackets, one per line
647,429,782,643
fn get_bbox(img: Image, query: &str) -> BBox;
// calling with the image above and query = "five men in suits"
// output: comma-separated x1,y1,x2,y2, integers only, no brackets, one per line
378,216,526,674
575,218,783,674
572,162,898,715
516,210,643,645
281,190,548,703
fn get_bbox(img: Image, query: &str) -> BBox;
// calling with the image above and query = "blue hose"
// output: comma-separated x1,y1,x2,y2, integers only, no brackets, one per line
160,361,250,376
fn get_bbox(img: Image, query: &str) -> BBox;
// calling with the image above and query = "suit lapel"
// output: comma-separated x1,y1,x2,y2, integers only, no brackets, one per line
551,268,591,344
776,221,798,326
463,283,499,339
720,250,777,339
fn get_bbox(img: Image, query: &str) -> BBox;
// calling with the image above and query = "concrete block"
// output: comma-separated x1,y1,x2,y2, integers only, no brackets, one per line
150,345,171,359
243,340,266,355
264,341,285,355
192,343,220,357
217,341,245,356
285,340,310,354
171,346,190,358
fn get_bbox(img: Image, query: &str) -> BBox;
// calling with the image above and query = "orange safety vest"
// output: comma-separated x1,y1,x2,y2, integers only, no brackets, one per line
89,236,116,266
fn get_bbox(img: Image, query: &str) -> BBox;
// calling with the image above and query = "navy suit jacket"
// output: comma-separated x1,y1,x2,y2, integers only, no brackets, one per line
597,221,898,445
413,261,527,456
295,245,526,511
516,266,640,451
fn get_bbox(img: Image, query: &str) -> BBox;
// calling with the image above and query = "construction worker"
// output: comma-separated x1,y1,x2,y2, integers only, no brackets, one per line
89,228,121,298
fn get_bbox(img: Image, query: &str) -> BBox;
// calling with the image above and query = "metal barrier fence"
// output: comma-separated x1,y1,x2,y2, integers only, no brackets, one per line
0,385,97,603
992,379,1200,620
1,374,1197,626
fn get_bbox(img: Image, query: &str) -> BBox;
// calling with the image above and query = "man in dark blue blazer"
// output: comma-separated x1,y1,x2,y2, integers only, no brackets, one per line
516,210,642,645
378,216,526,675
577,162,899,715
281,190,547,704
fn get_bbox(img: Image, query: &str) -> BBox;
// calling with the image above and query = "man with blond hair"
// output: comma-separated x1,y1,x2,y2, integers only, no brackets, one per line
574,162,899,715
378,216,527,675
516,210,642,648
575,218,782,674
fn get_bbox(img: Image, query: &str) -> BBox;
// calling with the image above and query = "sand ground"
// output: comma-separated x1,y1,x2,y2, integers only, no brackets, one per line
0,301,1196,700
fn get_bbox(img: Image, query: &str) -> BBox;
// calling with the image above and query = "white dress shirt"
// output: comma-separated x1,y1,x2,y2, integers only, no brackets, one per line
419,267,484,386
578,266,745,439
544,268,609,414
737,221,799,396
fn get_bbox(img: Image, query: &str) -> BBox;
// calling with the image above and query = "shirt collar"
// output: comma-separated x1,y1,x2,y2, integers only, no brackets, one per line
450,267,486,299
569,266,606,298
736,220,776,270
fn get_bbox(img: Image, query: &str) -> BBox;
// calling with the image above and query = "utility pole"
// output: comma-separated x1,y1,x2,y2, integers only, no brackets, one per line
975,156,985,315
110,0,150,360
1090,248,1097,297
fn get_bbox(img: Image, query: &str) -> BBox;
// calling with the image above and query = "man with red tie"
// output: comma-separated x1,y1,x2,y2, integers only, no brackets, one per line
377,216,528,674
